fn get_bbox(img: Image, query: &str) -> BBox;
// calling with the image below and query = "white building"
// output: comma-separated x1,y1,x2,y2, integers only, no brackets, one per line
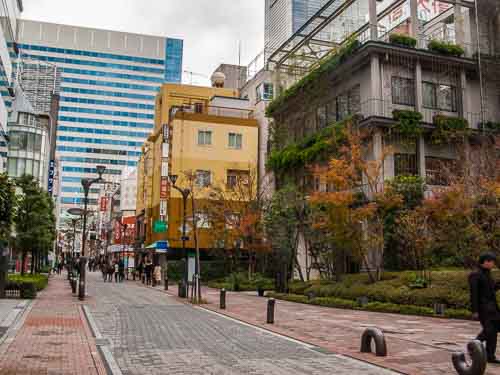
120,168,137,216
16,20,183,217
0,0,23,172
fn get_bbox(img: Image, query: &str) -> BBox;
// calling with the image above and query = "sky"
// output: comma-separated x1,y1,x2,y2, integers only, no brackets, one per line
22,0,265,86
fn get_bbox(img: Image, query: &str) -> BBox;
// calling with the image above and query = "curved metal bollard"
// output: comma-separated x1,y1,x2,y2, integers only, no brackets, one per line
360,327,387,357
452,340,487,375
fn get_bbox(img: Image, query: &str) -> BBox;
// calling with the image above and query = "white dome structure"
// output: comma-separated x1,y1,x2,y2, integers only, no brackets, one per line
211,71,226,88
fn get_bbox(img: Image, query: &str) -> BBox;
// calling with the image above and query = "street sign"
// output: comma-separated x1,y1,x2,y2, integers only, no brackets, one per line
153,221,167,233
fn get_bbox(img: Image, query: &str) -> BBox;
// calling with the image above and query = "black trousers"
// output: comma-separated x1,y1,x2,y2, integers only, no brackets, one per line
477,319,500,360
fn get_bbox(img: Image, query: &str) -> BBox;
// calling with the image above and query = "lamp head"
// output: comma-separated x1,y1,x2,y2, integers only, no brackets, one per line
168,174,178,186
96,165,106,178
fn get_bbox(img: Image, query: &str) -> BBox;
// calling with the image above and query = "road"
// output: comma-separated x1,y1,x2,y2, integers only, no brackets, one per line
86,272,397,375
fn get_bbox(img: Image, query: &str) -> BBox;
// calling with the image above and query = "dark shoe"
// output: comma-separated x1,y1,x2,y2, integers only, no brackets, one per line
487,358,500,364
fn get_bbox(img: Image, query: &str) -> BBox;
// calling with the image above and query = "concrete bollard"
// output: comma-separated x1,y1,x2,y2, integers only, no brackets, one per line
452,340,487,375
267,298,275,324
220,288,226,309
360,327,387,357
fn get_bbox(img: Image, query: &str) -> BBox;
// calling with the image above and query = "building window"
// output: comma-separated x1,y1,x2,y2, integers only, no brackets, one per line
197,130,212,146
195,170,211,187
423,82,457,112
394,153,418,176
426,156,457,185
256,82,274,102
392,77,415,106
317,105,328,129
194,212,211,229
227,170,250,189
228,133,242,149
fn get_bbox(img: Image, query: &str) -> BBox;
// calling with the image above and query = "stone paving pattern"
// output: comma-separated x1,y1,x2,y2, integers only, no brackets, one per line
0,275,107,375
158,284,500,375
87,272,397,375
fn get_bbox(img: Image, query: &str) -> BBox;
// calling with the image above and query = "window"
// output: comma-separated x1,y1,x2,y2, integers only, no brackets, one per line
317,105,328,129
228,133,242,149
225,212,241,229
194,212,211,229
394,153,418,176
426,157,457,185
227,170,250,189
423,82,457,112
256,83,274,102
195,170,211,187
392,77,415,106
198,130,212,146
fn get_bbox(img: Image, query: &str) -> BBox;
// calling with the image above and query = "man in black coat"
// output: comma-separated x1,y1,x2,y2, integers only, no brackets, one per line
469,252,500,364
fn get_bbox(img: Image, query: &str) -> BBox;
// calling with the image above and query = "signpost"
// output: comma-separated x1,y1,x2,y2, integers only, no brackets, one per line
153,221,167,233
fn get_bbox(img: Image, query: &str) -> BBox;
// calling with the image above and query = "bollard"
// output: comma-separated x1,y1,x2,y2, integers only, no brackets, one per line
220,288,226,309
71,278,77,294
164,277,169,291
452,340,487,375
267,298,275,324
361,327,387,357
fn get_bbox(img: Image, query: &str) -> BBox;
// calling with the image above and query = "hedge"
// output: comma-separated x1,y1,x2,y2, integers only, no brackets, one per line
6,274,49,299
208,272,275,292
165,260,227,282
267,292,473,320
428,40,465,57
389,33,417,48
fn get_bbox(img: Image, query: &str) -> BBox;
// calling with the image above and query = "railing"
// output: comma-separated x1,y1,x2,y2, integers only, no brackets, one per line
358,99,398,119
207,106,254,120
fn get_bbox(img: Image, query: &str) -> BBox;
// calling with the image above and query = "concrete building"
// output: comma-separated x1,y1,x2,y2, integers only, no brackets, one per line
135,82,258,264
212,64,247,91
0,0,23,172
265,0,500,276
16,20,183,216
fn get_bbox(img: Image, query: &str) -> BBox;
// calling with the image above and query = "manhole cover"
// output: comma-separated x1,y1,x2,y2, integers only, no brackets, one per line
23,354,42,359
34,330,55,336
47,342,64,346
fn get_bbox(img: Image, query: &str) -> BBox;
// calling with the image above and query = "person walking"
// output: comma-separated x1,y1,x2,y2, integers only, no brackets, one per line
118,258,125,283
469,252,500,364
114,261,119,283
145,258,153,286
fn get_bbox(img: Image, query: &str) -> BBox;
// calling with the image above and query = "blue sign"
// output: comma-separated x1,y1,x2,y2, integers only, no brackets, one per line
47,160,55,195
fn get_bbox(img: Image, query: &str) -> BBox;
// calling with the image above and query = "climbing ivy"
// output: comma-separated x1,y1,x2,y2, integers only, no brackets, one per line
392,110,424,139
266,39,362,118
431,115,470,145
266,120,348,174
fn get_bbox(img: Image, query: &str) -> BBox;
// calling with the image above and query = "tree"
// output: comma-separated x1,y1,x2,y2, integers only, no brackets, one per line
309,120,403,282
0,174,16,297
14,175,56,275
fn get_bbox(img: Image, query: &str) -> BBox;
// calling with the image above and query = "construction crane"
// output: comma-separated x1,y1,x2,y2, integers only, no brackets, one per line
183,70,209,85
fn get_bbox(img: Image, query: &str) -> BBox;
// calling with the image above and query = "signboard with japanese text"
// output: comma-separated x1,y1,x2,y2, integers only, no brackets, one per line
47,160,55,195
100,197,108,212
160,178,169,199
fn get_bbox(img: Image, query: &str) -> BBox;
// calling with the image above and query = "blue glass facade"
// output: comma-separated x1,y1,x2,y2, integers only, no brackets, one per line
18,33,183,211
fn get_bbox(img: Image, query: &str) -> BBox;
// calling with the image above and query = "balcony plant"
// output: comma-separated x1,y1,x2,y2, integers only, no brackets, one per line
389,33,417,48
392,109,424,139
427,40,465,57
479,121,500,132
431,115,469,144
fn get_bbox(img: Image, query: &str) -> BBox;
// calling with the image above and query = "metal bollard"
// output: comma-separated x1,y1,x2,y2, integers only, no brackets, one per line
360,327,387,357
267,298,275,324
452,340,487,375
71,278,77,294
220,288,226,309
164,277,169,291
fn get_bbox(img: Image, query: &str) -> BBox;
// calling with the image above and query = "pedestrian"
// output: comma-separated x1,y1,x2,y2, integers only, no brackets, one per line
154,264,161,287
469,252,500,364
107,262,114,282
145,258,153,286
114,261,119,283
118,258,125,283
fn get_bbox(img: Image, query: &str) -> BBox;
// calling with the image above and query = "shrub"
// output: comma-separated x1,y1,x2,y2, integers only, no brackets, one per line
428,40,465,57
392,110,424,139
444,308,473,320
8,274,48,291
480,121,500,132
431,115,469,144
389,33,417,48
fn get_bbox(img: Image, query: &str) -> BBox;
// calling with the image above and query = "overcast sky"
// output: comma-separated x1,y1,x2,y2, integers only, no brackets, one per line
22,0,265,86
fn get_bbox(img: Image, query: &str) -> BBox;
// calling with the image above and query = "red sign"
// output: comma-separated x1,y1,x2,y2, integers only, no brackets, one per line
160,177,169,199
113,216,136,244
100,197,107,212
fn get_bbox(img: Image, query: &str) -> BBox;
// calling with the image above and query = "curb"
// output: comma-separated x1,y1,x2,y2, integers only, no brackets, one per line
81,305,123,375
0,300,33,354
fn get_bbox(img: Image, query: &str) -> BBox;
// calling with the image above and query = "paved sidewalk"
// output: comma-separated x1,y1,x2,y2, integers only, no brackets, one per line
158,284,500,375
0,274,107,375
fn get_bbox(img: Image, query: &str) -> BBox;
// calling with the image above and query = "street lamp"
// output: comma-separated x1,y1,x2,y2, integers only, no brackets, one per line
168,174,191,296
78,165,106,300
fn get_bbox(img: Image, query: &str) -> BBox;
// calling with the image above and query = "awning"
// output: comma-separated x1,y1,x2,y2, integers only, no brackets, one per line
145,241,169,253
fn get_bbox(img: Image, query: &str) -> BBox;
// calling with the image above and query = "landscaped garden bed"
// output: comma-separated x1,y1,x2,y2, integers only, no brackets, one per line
5,274,49,299
265,270,498,320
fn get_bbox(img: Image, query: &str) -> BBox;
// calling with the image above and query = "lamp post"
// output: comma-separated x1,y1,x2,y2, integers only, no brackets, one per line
168,174,191,293
79,165,106,300
115,217,128,279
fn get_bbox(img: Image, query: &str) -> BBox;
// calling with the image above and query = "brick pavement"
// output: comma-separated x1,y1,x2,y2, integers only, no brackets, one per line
158,284,500,375
87,272,397,374
0,274,107,375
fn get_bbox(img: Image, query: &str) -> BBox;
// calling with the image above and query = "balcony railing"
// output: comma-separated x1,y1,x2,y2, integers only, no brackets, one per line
182,104,254,120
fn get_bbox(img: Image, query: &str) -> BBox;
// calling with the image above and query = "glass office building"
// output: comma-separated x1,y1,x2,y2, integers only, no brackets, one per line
265,0,330,54
16,20,183,214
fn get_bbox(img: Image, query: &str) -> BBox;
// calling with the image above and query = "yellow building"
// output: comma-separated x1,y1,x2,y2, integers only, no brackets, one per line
135,82,258,256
